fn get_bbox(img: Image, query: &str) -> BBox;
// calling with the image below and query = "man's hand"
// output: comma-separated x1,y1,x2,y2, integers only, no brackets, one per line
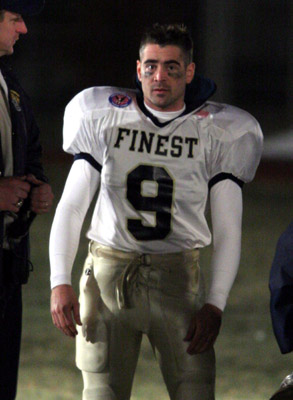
27,175,54,214
184,303,222,354
0,176,31,212
51,284,82,338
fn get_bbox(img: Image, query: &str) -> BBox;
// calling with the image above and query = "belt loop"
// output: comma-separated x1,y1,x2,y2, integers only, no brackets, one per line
89,240,99,257
88,240,93,255
140,254,151,266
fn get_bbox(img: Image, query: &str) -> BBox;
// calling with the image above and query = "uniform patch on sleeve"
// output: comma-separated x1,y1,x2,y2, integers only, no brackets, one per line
109,93,132,108
195,109,210,118
10,90,22,112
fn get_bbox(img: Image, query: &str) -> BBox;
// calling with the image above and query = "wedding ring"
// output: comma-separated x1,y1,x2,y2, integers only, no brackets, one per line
17,199,24,208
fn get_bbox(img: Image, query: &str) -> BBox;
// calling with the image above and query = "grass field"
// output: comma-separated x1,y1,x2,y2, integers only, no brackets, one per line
16,159,292,400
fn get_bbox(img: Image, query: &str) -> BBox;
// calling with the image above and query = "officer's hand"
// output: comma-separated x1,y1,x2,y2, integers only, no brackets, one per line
51,284,82,338
0,176,31,212
184,303,222,354
26,174,54,214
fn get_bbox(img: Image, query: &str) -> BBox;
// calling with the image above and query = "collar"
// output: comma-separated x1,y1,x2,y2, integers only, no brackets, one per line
135,73,217,127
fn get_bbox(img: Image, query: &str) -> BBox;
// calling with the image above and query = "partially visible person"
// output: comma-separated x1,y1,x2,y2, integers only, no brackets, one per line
0,1,54,399
270,221,293,353
269,222,293,400
269,372,293,400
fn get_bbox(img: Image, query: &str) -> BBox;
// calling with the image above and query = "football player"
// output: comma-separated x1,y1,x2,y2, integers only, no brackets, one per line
50,23,263,400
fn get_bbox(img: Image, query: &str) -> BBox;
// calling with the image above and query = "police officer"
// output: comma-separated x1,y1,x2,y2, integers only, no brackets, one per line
0,1,53,398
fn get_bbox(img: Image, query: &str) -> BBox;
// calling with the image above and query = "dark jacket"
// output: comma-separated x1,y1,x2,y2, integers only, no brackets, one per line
269,222,293,354
0,59,47,291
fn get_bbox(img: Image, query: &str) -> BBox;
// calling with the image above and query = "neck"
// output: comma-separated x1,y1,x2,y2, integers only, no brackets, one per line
144,102,186,122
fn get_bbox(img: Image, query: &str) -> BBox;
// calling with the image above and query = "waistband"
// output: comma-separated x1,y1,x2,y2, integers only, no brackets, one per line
89,241,199,310
89,241,199,265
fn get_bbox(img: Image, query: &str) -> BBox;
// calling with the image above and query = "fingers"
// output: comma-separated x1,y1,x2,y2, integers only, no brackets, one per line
9,201,23,213
30,183,54,214
0,176,31,212
186,319,215,354
26,174,43,185
20,175,54,214
51,303,78,338
0,176,54,214
184,303,222,355
185,315,207,355
50,285,81,338
30,199,51,214
10,177,31,201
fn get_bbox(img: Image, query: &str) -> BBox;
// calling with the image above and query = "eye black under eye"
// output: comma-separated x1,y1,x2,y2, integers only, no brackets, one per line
168,65,178,70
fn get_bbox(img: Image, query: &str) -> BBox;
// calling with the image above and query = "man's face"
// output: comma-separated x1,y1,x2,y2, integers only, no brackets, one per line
137,44,195,112
0,11,27,57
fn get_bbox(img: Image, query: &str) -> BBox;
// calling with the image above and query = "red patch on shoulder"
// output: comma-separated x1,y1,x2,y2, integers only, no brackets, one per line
109,93,132,108
196,110,210,118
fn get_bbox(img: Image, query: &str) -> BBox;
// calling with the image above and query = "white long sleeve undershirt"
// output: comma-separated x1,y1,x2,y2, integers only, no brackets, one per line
49,159,242,311
49,160,100,287
207,179,243,310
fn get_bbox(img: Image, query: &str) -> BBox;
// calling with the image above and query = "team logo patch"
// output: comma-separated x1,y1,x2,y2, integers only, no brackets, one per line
109,93,132,108
85,268,91,276
10,90,22,112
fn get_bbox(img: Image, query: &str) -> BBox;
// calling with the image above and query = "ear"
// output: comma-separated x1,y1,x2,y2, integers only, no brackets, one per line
186,62,196,84
136,60,142,81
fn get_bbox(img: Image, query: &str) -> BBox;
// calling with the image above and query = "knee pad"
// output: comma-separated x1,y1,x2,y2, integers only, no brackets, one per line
83,387,116,400
77,257,109,373
76,320,108,372
82,371,117,400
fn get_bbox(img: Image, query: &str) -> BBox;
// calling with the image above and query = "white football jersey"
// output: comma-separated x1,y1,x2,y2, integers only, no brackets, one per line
63,86,263,253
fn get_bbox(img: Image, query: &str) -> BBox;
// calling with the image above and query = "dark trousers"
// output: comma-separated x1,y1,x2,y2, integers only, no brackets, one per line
0,251,23,400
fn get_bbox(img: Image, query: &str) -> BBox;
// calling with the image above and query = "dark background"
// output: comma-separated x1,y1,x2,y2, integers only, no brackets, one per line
5,2,292,398
8,0,292,154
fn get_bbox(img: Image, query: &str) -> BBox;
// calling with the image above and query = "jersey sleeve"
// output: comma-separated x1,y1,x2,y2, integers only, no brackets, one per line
62,88,107,165
209,105,263,186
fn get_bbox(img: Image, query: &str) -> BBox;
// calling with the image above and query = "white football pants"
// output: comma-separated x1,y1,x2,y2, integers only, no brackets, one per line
76,241,215,400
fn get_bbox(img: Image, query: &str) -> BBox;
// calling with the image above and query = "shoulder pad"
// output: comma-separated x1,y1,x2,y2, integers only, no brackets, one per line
204,102,262,141
66,86,137,116
206,102,263,183
63,86,137,154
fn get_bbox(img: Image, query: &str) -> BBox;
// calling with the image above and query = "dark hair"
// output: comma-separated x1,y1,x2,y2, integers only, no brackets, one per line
0,10,5,21
139,23,193,65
